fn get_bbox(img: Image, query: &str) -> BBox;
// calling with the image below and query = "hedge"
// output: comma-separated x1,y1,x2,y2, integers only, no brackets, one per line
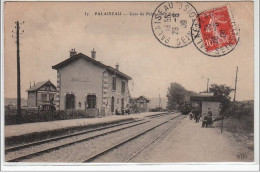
5,108,100,125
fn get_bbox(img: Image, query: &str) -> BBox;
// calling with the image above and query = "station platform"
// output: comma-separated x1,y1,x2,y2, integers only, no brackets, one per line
5,112,165,145
132,116,254,162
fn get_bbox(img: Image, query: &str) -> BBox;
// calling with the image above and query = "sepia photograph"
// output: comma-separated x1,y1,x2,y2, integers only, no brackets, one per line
1,0,259,171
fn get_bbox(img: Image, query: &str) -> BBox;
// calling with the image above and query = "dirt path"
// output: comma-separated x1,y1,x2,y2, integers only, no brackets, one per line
132,116,254,162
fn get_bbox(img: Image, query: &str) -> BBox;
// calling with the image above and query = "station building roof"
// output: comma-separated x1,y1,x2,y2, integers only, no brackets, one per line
52,53,132,80
26,80,57,92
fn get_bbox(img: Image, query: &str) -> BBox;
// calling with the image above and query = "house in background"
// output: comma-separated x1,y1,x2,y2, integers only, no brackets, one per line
190,92,221,119
52,49,132,116
27,80,57,110
130,96,150,113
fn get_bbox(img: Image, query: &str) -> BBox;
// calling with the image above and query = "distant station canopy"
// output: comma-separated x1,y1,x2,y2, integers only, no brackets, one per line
190,92,221,119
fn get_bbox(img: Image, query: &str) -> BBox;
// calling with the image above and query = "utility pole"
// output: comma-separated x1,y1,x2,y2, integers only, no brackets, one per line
158,94,163,109
207,78,209,92
12,21,24,121
158,94,161,108
221,66,238,133
221,102,224,133
233,66,239,111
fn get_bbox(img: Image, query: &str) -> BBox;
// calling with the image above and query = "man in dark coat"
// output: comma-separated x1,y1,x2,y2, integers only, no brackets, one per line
207,108,213,125
194,107,201,123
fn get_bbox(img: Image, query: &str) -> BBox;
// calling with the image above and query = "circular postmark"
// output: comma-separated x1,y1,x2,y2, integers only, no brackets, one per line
151,2,198,48
191,5,240,57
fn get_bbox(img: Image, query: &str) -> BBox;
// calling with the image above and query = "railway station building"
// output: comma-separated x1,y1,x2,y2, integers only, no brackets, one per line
52,49,132,116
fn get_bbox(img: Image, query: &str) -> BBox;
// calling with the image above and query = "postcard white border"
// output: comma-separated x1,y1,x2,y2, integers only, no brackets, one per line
1,0,259,171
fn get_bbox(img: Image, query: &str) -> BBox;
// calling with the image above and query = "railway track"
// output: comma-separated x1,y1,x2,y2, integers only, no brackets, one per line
125,116,181,162
148,112,171,119
6,119,149,162
83,113,182,162
6,112,181,162
5,119,143,153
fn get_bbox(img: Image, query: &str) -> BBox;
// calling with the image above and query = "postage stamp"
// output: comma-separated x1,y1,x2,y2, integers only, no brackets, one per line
151,2,197,48
191,5,240,57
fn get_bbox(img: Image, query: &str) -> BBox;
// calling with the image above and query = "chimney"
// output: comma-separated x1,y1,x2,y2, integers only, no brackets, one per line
30,82,31,88
91,48,96,59
116,63,119,70
33,81,35,86
70,48,77,57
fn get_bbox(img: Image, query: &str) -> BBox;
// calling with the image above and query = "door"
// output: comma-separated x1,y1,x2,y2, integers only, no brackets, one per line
121,98,124,111
66,94,75,109
111,96,114,112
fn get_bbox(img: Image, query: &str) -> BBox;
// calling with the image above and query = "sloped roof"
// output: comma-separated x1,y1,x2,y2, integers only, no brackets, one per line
190,96,220,102
27,81,56,92
135,96,151,102
52,53,132,80
199,92,214,97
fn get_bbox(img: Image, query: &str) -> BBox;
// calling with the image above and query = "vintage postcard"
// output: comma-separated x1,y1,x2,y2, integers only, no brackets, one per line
1,0,259,171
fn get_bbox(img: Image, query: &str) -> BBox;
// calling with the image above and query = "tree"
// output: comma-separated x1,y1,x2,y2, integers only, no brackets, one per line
208,84,234,124
209,84,232,114
166,82,197,110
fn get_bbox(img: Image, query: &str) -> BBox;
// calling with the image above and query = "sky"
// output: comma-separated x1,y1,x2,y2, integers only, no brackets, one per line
4,1,254,101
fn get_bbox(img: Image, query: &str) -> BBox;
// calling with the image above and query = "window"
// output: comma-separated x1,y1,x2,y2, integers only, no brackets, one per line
112,77,116,91
87,95,96,109
42,94,47,102
49,94,54,100
66,94,75,109
49,94,54,104
121,81,125,93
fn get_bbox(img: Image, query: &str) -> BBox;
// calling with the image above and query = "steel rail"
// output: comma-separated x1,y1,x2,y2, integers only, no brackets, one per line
5,119,143,153
82,114,181,162
125,115,181,162
6,120,149,162
148,113,169,119
146,112,168,118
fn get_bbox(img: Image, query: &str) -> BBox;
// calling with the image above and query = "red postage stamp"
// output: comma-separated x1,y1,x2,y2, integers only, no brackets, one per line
197,6,238,52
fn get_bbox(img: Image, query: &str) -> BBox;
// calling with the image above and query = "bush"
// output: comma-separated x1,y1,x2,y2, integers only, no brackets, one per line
222,101,254,134
5,108,99,125
224,101,253,119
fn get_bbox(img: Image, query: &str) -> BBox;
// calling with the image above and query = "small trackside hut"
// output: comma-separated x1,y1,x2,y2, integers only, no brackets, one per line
134,96,150,113
26,80,57,110
52,49,132,117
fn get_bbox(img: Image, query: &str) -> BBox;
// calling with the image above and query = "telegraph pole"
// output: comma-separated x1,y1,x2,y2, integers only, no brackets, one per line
12,21,24,120
233,66,239,111
207,78,209,92
221,66,238,133
16,21,21,119
159,94,162,109
221,103,224,133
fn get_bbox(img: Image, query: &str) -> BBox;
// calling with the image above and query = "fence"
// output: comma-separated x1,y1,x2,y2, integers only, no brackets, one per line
5,108,100,125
